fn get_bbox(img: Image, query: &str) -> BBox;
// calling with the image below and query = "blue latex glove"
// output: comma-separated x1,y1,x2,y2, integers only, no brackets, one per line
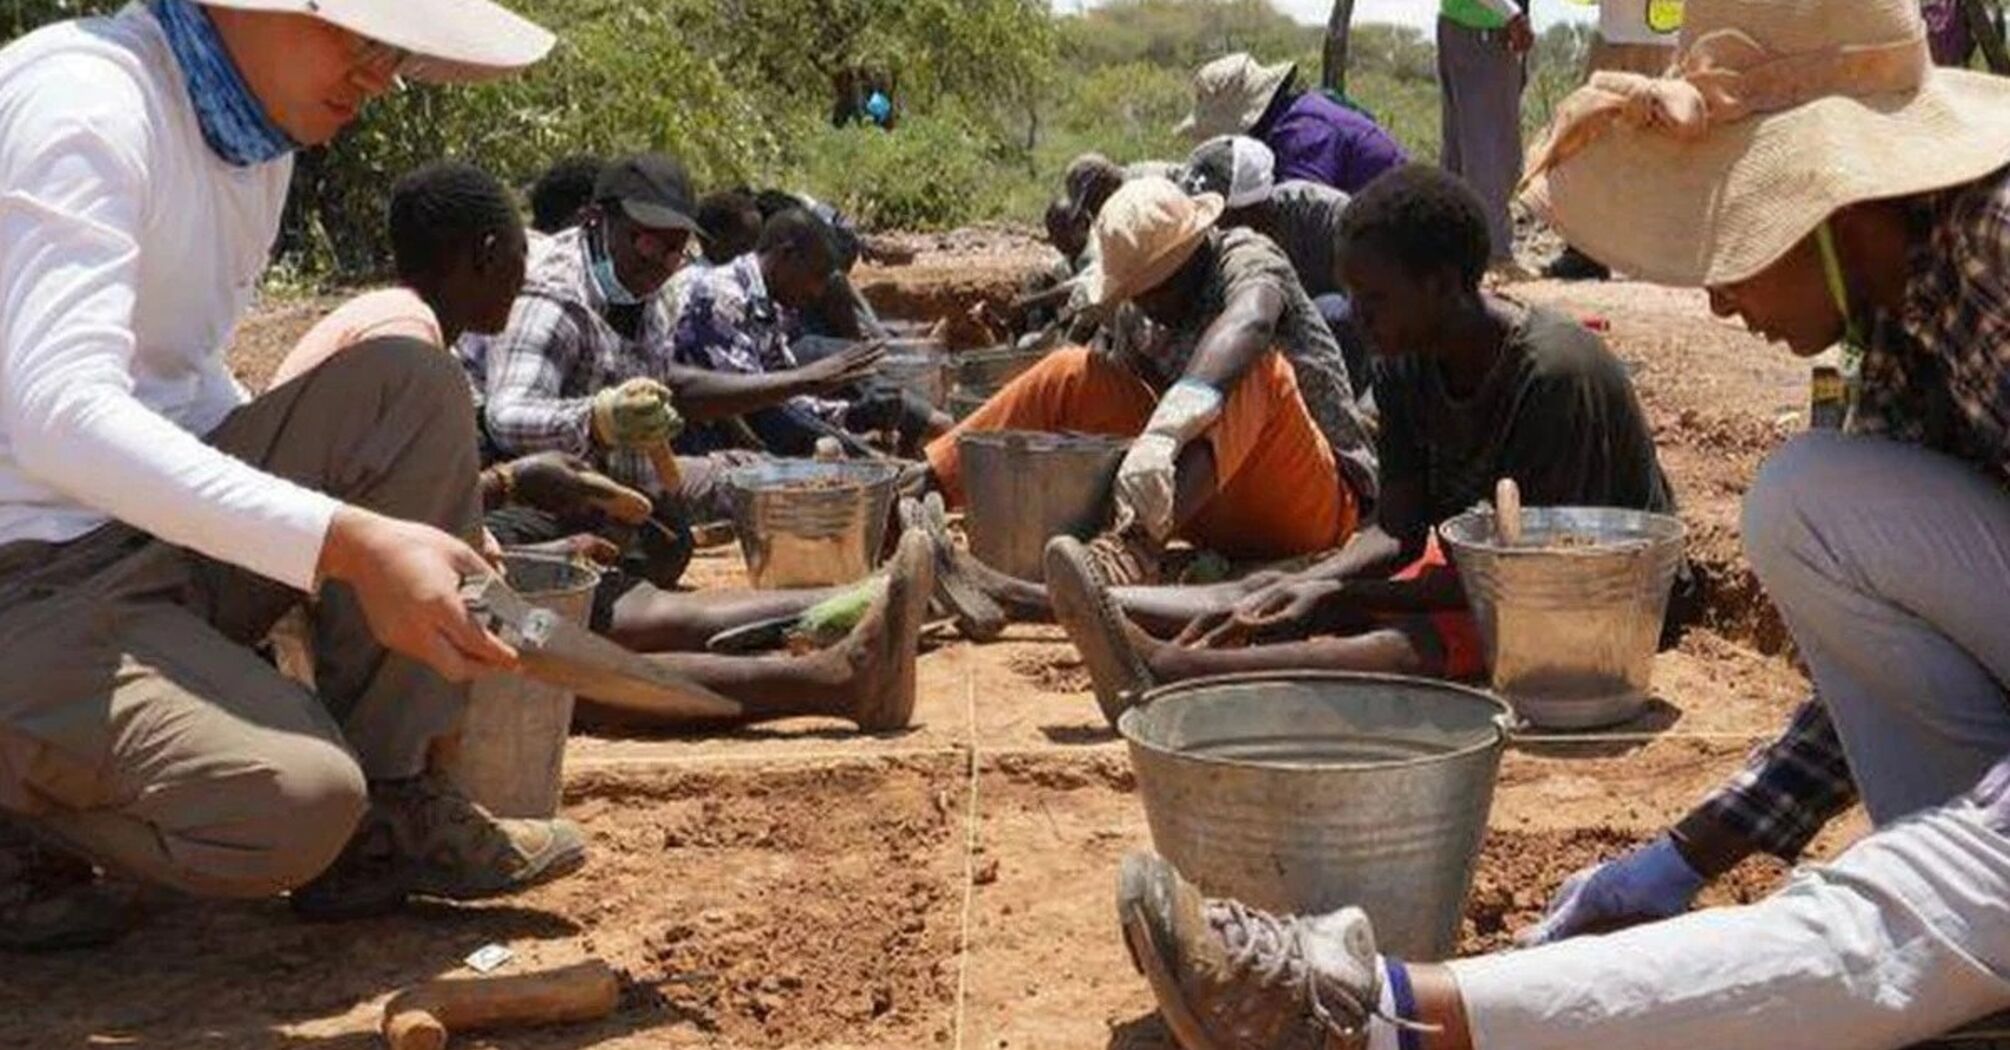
1516,835,1708,946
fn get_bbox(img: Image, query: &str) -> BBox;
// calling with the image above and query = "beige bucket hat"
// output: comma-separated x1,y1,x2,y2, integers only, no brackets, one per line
1085,177,1226,308
1175,53,1296,141
200,0,554,83
1521,0,2010,287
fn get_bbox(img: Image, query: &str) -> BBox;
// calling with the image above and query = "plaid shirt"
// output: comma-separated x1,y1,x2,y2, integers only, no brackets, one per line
1699,167,2010,858
669,254,846,425
470,227,678,494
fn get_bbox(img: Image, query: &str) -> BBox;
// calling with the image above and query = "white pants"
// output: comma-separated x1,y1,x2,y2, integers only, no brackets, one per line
1451,435,2010,1048
1452,760,2010,1050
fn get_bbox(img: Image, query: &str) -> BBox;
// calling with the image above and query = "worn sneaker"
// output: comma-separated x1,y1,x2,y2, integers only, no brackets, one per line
292,773,586,920
1117,852,1383,1050
1084,515,1164,587
1045,536,1154,728
0,826,132,952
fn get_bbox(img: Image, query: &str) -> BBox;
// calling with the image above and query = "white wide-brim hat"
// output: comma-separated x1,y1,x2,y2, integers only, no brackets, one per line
1522,0,2010,287
201,0,554,83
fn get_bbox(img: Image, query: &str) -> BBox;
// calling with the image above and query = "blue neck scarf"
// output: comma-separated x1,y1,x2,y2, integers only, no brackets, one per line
151,0,296,167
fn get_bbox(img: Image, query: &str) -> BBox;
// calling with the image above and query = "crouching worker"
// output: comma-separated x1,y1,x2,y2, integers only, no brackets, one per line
928,177,1378,587
1118,2,2010,1048
0,0,577,951
272,164,944,740
1044,165,1676,724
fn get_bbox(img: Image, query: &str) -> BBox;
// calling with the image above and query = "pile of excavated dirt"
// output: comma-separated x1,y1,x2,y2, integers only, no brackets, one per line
8,260,1867,1049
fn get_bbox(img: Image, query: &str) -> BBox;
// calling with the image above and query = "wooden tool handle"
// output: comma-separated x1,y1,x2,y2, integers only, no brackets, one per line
1495,477,1524,546
645,442,683,495
381,960,619,1050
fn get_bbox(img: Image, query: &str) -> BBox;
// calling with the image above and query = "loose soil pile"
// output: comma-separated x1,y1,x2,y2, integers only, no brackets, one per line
0,244,1867,1049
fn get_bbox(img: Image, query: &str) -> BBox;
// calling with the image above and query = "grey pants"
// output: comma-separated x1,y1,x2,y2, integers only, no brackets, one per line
0,338,480,898
1449,432,2010,1047
1436,17,1525,263
1744,432,2010,823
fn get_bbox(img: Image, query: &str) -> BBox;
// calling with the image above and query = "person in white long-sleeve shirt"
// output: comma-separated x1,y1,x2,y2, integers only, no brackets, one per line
0,0,578,950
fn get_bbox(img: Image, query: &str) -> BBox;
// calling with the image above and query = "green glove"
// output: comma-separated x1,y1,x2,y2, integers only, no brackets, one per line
591,378,684,450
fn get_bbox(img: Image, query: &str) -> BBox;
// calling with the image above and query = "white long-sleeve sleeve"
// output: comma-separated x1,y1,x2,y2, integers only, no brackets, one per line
0,35,338,591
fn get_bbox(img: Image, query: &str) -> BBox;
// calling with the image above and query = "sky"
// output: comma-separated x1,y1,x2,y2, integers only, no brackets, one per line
1061,0,1597,32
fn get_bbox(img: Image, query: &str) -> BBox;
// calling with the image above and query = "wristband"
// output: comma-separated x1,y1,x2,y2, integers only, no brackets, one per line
1144,378,1224,444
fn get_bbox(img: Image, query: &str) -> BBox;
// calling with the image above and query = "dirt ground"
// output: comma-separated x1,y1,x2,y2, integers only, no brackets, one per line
0,237,1873,1049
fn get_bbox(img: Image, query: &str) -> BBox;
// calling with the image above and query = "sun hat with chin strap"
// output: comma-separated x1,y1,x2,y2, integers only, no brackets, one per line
1521,0,2010,287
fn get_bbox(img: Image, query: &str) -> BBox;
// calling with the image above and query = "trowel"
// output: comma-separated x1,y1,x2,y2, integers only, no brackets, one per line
460,572,745,720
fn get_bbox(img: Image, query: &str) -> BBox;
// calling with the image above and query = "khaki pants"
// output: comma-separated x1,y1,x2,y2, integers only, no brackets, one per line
0,338,479,898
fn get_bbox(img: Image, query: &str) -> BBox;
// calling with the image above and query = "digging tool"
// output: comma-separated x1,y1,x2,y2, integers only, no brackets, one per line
381,959,618,1050
460,572,745,720
1495,477,1523,546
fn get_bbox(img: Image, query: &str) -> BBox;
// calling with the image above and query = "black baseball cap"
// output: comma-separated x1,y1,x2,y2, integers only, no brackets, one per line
594,152,703,235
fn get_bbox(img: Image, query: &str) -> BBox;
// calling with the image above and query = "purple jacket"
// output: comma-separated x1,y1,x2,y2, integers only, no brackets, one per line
1256,92,1408,196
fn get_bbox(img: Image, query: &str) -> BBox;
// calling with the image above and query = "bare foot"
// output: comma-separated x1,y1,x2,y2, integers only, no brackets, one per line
834,530,935,731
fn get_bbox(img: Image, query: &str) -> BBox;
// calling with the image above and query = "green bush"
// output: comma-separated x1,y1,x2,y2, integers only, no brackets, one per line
783,113,1002,231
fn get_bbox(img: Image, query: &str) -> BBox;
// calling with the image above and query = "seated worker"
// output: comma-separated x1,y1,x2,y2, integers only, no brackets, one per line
270,167,946,742
1043,165,1675,724
929,176,1378,587
1181,134,1370,394
1178,52,1408,195
752,188,890,342
1116,4,2010,1048
0,0,571,950
529,154,603,237
478,153,885,543
672,208,943,458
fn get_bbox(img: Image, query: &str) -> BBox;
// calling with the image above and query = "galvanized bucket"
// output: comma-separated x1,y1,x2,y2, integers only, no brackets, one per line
878,338,949,409
958,430,1130,581
725,460,902,589
953,343,1050,396
1121,672,1512,960
442,552,600,819
1442,507,1687,730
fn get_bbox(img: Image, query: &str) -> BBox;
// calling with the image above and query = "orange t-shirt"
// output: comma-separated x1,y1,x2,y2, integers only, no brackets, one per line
269,287,442,388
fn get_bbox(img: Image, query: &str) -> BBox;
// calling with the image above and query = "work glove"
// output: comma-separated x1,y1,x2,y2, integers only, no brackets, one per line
1516,835,1708,946
591,378,684,450
1114,379,1223,541
496,452,654,525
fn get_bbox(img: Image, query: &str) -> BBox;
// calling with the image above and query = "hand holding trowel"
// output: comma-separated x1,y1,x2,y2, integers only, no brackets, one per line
460,571,744,720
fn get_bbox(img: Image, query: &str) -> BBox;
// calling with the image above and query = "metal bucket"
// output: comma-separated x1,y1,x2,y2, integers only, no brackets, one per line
725,460,901,589
878,338,949,409
1442,507,1687,730
953,343,1050,397
442,552,600,819
958,430,1130,581
1121,672,1511,960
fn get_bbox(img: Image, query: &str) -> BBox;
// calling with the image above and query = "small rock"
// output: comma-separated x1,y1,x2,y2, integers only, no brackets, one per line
972,857,1001,885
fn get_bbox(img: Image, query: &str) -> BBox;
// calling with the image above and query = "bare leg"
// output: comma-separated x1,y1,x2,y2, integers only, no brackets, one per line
602,583,842,653
579,533,933,732
1133,621,1436,681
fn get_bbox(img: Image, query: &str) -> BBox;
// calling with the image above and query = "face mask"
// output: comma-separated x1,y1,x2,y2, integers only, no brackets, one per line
588,222,648,307
1816,221,1869,352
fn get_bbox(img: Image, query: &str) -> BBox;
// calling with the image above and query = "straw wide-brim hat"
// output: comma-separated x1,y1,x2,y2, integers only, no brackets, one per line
1085,177,1226,308
1523,0,2010,287
199,0,554,82
1175,53,1296,141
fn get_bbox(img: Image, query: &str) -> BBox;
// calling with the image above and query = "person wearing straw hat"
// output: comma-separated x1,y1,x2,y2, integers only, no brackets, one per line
927,177,1375,589
1178,52,1408,197
1110,1,2010,1047
0,0,581,948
